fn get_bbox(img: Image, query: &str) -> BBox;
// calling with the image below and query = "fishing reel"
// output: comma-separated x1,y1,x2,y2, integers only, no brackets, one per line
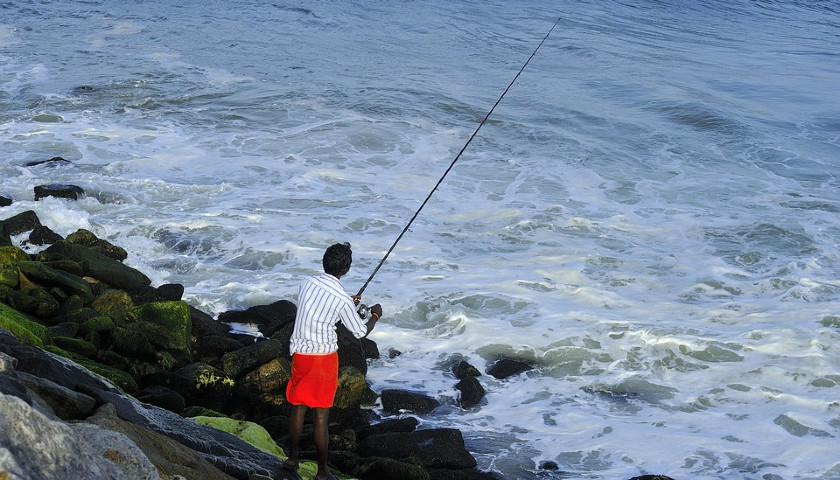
357,303,371,319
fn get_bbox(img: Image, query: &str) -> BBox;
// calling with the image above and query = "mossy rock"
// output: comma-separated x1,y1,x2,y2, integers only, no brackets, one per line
127,301,192,361
334,365,367,409
243,357,292,394
41,344,139,394
177,362,234,392
7,288,61,319
0,246,28,269
0,301,49,347
37,241,150,291
91,289,134,324
111,324,158,359
66,229,128,261
0,267,20,289
52,335,98,359
78,315,115,337
183,406,227,418
192,416,286,459
18,260,93,301
78,359,139,393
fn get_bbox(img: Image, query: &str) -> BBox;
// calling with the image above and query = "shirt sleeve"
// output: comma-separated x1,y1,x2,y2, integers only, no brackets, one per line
338,296,368,339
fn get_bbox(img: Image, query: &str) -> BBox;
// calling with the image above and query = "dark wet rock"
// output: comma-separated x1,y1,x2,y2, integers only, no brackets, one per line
337,322,374,375
218,299,296,337
136,384,186,414
486,357,533,379
332,452,431,480
192,305,231,336
199,333,247,359
25,156,73,168
156,282,185,301
0,209,42,236
34,184,85,201
381,388,441,415
221,338,284,378
453,360,481,379
28,224,64,245
65,228,128,262
455,376,485,408
355,416,420,442
0,194,12,207
358,428,477,469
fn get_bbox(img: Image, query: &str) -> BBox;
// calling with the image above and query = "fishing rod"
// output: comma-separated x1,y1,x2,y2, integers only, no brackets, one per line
356,16,562,314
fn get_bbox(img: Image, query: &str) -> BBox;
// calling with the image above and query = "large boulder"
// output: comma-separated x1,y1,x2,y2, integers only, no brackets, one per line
221,338,283,379
486,357,533,379
0,392,159,480
358,428,477,470
85,403,237,480
126,301,193,363
66,229,128,261
0,301,50,348
217,300,296,338
18,260,94,301
380,389,441,415
34,184,85,201
37,240,151,292
0,210,42,236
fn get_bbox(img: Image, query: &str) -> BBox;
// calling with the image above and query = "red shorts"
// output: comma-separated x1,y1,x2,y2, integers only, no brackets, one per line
285,352,339,408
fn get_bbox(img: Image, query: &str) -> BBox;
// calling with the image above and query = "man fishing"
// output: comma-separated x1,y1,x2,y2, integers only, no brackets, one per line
283,242,382,480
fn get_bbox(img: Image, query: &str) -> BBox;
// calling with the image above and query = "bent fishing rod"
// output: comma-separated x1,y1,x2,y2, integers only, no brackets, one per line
356,16,562,313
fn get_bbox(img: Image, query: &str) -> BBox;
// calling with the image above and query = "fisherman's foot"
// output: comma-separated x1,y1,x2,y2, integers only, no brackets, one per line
281,458,299,472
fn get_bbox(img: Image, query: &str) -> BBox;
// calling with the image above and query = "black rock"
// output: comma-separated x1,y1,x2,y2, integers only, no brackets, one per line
34,184,85,201
136,385,186,414
455,376,485,409
453,360,481,379
358,428,477,470
217,300,296,338
380,389,441,415
25,156,73,167
355,416,420,442
0,195,12,207
1,210,42,236
486,357,533,380
28,225,64,245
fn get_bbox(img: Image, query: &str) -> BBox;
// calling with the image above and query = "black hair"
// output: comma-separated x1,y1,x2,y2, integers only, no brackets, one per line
323,242,352,276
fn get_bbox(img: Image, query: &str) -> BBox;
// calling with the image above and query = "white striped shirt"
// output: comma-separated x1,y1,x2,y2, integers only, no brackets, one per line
289,273,369,354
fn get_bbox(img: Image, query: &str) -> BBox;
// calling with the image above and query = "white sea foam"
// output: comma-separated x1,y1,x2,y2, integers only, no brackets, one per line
2,1,839,479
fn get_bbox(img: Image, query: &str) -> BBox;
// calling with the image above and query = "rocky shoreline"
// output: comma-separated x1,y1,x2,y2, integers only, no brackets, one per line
0,183,675,480
0,200,501,480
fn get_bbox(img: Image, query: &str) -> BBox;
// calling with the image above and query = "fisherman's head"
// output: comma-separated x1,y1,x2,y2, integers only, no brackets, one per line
323,242,352,277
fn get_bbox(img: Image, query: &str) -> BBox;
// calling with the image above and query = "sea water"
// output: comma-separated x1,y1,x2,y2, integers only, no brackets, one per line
2,1,839,478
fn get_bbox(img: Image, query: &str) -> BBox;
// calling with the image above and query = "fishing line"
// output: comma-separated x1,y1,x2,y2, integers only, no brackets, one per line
356,16,562,300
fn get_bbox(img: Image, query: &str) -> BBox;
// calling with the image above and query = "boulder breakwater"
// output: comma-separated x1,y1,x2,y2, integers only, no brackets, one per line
0,203,496,480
